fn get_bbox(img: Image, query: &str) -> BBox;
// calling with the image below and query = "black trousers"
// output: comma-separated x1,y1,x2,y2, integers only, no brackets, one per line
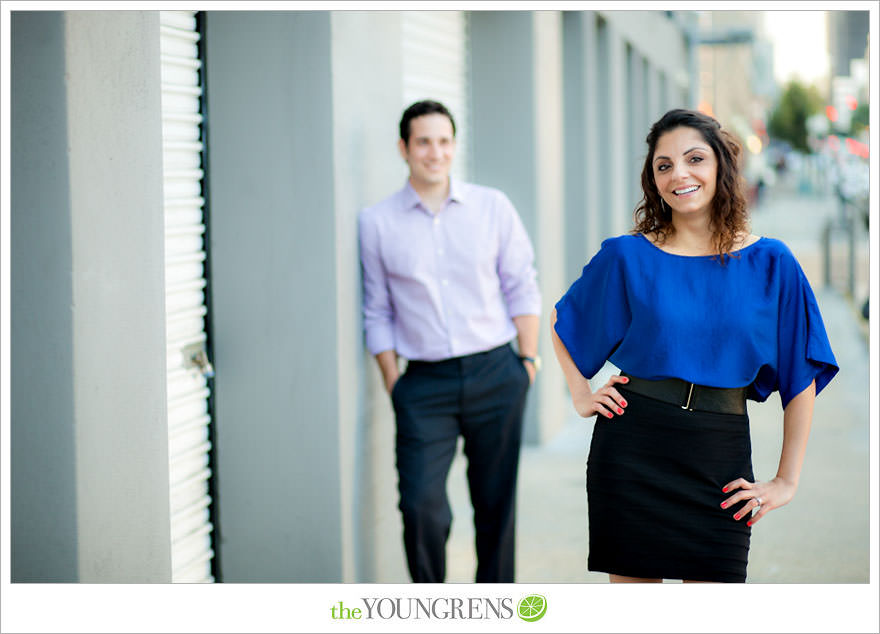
390,343,530,583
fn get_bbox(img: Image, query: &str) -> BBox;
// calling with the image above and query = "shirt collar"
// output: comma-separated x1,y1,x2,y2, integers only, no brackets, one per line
401,177,466,211
448,177,466,204
401,180,422,210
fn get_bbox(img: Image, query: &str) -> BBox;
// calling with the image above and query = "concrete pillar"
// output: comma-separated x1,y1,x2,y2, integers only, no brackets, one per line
659,70,674,113
597,10,692,227
204,10,407,583
562,11,602,285
646,62,663,131
470,11,567,444
597,18,629,240
11,10,78,583
627,46,646,217
329,10,409,583
12,11,172,582
204,11,344,582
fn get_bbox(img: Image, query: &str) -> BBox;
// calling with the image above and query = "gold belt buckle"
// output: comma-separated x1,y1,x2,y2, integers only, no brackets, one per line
682,382,695,411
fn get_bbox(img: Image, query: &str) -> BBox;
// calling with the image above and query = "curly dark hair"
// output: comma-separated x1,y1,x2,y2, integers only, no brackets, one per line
633,109,750,263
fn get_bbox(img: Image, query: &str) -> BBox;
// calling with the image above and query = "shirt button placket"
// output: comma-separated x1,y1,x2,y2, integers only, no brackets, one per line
432,213,454,357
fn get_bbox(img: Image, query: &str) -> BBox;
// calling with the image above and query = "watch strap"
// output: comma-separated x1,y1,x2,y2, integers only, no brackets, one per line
518,355,541,371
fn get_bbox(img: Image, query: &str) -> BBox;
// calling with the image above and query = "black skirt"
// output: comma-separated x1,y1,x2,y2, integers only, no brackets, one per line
586,387,754,582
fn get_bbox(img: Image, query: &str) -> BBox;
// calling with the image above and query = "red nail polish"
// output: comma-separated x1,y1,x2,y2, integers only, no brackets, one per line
746,521,753,527
606,412,612,418
722,487,728,493
734,513,741,520
617,408,623,414
720,502,727,508
621,401,627,407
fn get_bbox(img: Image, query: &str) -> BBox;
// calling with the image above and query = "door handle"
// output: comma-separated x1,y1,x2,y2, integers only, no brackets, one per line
182,341,215,378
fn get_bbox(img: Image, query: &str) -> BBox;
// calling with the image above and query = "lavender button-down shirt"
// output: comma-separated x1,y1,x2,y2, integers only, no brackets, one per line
358,179,541,361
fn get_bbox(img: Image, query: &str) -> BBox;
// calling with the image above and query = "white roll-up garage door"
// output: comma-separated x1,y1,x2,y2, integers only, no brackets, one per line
159,10,214,583
401,11,470,181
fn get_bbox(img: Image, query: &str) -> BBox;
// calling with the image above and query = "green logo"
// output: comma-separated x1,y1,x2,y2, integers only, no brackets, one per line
517,595,547,622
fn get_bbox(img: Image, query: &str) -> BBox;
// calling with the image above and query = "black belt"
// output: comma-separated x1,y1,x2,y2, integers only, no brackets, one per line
620,372,747,415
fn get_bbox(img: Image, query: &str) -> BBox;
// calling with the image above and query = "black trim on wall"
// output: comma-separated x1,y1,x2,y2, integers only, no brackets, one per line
196,9,222,583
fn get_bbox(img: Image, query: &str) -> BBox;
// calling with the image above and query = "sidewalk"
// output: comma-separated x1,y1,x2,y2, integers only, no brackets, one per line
445,176,871,583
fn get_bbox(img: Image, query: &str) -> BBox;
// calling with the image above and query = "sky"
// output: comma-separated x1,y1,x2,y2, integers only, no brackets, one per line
761,10,830,84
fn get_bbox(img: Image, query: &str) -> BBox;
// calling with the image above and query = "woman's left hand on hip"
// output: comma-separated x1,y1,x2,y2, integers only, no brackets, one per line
719,476,798,527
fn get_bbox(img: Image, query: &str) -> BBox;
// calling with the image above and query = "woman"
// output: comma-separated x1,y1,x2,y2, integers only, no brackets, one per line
551,109,838,583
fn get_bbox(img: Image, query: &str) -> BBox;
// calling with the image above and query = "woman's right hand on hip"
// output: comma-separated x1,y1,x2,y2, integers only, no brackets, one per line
574,374,630,419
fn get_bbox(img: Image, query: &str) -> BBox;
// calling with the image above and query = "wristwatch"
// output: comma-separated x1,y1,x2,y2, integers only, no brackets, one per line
518,355,542,372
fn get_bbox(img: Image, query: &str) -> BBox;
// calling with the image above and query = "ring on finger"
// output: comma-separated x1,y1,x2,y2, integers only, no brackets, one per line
755,496,763,506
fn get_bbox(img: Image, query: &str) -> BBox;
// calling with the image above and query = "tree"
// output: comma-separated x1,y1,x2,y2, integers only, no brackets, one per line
767,80,824,153
851,102,869,137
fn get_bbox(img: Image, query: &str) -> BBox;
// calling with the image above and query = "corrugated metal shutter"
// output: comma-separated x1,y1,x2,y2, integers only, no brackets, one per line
160,10,214,583
401,11,470,181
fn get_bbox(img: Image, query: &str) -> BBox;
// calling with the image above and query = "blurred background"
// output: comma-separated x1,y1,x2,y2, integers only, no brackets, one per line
8,8,872,584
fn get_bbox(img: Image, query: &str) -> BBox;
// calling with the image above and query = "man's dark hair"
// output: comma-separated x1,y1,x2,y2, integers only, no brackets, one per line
399,100,457,144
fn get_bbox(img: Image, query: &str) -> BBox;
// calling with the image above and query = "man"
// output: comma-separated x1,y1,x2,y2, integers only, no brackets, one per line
358,100,541,583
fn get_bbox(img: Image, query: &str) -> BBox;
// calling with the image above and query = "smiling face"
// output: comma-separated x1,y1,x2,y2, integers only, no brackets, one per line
652,126,718,221
398,113,456,190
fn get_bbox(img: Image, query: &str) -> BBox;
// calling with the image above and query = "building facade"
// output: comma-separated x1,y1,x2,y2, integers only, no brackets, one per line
11,9,693,583
697,11,775,135
827,10,870,78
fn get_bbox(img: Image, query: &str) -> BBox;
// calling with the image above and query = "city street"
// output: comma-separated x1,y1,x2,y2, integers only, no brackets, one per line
446,168,871,583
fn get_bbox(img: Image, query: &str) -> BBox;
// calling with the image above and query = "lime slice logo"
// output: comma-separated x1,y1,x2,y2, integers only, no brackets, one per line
517,594,547,622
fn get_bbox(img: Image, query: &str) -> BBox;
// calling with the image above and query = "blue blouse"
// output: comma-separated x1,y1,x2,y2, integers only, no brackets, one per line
553,233,838,408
